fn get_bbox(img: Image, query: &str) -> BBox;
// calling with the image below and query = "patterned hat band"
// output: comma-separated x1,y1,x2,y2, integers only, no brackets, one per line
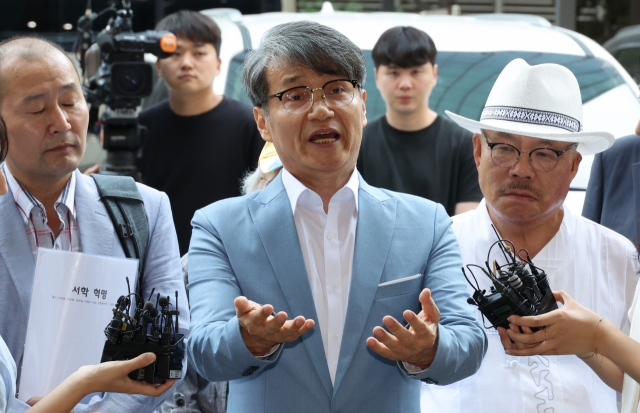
480,106,583,133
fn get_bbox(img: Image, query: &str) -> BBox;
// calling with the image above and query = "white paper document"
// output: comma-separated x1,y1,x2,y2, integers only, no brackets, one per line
18,248,138,401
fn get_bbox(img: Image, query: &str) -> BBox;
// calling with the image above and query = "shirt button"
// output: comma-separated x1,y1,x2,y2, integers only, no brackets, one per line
55,245,59,250
331,284,337,289
326,232,334,240
332,334,339,341
508,360,517,367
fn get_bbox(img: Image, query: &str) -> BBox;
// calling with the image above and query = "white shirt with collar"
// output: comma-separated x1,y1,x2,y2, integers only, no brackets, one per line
281,168,359,385
421,199,639,413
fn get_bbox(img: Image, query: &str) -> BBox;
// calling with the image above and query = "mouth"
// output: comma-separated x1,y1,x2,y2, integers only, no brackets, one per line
308,129,340,145
47,143,74,152
179,74,195,80
503,191,537,200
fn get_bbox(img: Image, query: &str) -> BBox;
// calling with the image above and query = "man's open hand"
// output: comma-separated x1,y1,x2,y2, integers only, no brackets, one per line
234,296,315,356
366,288,440,370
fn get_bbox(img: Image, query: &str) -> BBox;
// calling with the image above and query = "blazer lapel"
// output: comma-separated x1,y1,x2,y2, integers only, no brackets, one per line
248,174,333,398
632,162,640,244
0,190,35,318
74,172,114,256
333,176,396,394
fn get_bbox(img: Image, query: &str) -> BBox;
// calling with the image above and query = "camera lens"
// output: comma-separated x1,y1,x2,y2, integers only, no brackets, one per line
111,63,152,97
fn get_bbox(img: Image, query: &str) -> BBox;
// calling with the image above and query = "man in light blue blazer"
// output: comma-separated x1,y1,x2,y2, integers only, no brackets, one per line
187,21,487,413
0,37,189,412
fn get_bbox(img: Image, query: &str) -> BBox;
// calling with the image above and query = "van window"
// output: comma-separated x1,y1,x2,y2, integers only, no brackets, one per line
613,48,640,79
226,51,625,122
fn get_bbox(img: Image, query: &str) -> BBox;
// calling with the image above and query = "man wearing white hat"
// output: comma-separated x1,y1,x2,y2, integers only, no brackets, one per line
420,58,639,413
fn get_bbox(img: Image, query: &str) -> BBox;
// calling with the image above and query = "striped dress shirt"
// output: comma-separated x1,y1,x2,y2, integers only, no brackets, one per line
3,164,80,259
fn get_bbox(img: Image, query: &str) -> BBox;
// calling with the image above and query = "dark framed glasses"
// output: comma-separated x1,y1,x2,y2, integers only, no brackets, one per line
261,79,360,114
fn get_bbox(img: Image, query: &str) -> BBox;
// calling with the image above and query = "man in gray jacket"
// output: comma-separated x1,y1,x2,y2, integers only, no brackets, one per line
0,36,189,413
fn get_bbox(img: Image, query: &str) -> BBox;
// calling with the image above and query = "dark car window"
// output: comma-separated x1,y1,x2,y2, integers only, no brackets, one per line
613,48,640,79
225,51,625,122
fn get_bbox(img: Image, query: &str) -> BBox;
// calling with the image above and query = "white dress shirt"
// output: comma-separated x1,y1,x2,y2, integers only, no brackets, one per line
421,199,639,413
282,168,359,385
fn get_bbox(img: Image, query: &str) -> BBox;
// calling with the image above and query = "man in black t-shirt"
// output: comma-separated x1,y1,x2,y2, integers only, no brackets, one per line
357,27,481,216
137,11,264,255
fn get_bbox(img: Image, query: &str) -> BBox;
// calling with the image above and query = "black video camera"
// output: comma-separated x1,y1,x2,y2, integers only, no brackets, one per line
76,0,176,178
463,226,558,331
101,278,184,383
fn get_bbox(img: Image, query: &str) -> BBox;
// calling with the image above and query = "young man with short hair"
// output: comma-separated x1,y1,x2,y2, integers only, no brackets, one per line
357,26,481,216
138,10,264,255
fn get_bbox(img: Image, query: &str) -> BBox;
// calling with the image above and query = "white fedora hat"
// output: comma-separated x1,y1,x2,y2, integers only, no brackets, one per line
446,58,614,155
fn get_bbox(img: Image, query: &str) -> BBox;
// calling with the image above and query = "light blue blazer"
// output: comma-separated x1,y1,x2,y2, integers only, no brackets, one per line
0,170,189,413
187,173,487,413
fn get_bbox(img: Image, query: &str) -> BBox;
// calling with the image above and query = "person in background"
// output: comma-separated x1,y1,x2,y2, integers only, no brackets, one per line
137,10,264,255
357,26,481,216
0,36,189,413
241,142,283,195
420,58,638,413
0,107,174,413
503,63,640,413
582,62,640,243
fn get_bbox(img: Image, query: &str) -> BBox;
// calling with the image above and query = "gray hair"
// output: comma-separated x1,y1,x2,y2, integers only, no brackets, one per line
242,21,366,107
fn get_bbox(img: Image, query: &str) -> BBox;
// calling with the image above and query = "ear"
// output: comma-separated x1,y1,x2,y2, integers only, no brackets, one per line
433,64,438,84
155,60,163,79
0,167,6,196
360,89,367,128
215,58,222,76
569,150,582,180
253,106,272,143
472,133,482,168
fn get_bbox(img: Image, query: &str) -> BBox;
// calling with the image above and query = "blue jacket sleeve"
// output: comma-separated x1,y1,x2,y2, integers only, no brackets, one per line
186,209,282,383
397,204,488,385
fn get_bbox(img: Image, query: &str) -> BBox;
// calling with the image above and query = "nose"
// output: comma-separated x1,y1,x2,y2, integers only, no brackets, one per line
180,52,194,69
509,152,535,179
307,88,333,120
398,74,412,90
48,104,72,135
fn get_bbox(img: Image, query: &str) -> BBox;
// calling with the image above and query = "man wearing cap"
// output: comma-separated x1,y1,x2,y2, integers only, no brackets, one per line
420,58,639,413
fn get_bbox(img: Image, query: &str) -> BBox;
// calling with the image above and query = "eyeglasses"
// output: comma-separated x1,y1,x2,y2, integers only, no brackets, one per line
481,131,577,172
261,79,361,115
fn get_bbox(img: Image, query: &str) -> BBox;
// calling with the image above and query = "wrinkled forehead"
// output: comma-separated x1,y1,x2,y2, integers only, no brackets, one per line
266,58,348,88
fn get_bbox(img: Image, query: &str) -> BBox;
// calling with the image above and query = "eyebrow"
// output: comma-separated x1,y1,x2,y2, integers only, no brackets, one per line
176,42,206,49
23,83,78,104
281,75,302,87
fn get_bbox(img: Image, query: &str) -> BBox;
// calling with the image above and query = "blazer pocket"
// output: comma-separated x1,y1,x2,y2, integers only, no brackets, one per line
375,274,423,300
